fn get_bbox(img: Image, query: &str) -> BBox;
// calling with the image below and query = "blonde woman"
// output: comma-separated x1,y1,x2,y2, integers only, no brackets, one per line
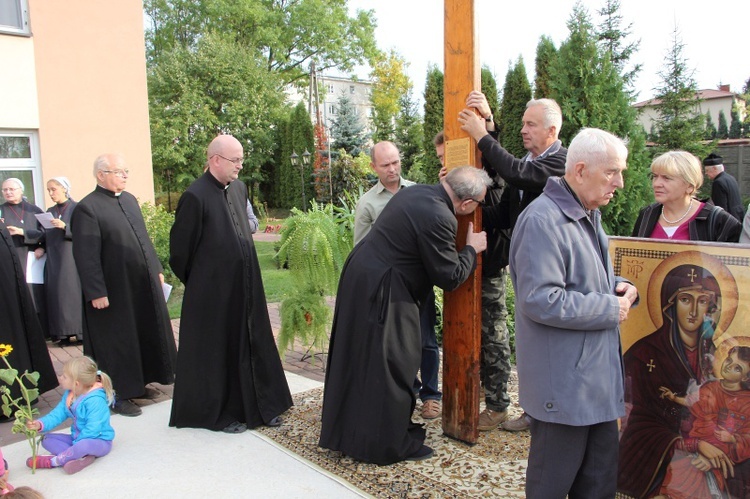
632,151,740,242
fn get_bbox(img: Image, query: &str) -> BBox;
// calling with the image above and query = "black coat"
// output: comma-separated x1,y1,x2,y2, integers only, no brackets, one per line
711,171,745,222
44,200,83,340
169,173,292,430
0,222,57,397
71,186,176,399
632,201,741,242
319,183,477,465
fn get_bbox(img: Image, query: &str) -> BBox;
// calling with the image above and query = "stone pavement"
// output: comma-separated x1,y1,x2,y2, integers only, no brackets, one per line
0,302,326,445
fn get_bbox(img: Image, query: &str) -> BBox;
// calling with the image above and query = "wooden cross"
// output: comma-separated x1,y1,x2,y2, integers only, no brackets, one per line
442,0,482,444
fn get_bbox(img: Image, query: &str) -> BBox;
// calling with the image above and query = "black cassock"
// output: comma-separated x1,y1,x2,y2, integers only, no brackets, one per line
71,186,176,400
319,183,477,465
0,200,48,338
44,200,83,340
0,222,57,397
169,173,292,430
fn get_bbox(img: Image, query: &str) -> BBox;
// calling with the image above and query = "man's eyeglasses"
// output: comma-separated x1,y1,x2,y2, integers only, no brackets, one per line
468,198,485,205
2,187,19,192
102,170,129,178
214,154,244,165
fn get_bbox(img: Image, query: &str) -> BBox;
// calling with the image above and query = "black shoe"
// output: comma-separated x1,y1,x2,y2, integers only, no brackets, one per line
222,421,247,434
405,445,434,462
135,387,162,400
111,399,142,417
266,416,282,427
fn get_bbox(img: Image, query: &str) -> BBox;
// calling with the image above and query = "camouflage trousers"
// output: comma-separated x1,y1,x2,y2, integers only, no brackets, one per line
481,269,511,412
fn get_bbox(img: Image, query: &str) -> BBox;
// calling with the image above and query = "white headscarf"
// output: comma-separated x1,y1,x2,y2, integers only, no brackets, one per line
4,177,24,193
50,176,72,198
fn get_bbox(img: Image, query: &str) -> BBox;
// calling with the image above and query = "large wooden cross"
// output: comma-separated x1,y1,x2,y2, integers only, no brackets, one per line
442,0,482,444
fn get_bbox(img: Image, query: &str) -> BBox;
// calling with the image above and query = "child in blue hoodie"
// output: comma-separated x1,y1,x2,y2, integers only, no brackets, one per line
25,356,115,474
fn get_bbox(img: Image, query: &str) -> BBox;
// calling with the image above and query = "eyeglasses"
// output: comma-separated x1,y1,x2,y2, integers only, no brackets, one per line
102,169,129,178
214,154,244,165
468,198,485,205
2,187,19,192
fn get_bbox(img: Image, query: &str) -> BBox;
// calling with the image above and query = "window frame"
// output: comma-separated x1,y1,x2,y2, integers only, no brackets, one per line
0,130,43,206
0,0,31,36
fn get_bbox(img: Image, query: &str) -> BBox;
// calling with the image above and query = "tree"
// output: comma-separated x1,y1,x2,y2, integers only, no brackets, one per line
596,0,641,92
548,3,651,235
330,90,368,157
148,33,285,196
496,58,531,158
145,0,379,86
481,66,500,121
370,49,412,142
422,65,444,184
704,112,717,140
649,25,709,157
394,89,424,177
533,35,557,98
729,109,742,139
717,110,729,139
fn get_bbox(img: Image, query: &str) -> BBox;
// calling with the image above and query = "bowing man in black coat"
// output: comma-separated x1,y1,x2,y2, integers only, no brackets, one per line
71,154,177,417
169,135,292,434
319,166,490,464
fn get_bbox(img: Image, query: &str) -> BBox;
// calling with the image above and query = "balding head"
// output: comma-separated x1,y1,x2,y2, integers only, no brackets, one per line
206,135,244,185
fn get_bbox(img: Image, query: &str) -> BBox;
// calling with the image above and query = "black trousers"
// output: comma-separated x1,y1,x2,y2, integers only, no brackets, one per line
526,417,618,499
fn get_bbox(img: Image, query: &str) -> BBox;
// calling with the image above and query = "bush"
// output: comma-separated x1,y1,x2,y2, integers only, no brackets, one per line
141,201,176,285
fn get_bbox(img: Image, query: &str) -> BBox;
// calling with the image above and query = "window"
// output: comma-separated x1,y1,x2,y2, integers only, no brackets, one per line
327,84,334,94
328,105,336,115
349,85,355,94
0,0,30,36
0,131,41,206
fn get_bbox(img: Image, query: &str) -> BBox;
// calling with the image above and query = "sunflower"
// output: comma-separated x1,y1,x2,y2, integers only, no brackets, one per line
0,344,13,357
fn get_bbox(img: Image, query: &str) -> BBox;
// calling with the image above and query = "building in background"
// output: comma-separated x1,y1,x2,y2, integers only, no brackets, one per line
0,0,154,208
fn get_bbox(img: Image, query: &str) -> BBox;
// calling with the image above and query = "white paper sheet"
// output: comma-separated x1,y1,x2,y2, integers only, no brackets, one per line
26,252,46,284
34,212,56,229
162,282,173,302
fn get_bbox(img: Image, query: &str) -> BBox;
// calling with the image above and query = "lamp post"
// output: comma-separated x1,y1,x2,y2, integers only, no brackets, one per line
290,151,305,209
165,168,173,212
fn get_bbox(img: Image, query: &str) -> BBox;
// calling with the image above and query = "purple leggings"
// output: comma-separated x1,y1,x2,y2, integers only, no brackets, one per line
41,434,112,466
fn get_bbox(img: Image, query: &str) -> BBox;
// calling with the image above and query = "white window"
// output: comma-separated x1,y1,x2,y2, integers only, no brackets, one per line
0,0,30,36
349,85,355,94
0,131,42,206
328,105,336,115
327,84,334,94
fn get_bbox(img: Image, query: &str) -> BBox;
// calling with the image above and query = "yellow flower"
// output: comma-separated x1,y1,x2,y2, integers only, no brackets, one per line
0,344,12,357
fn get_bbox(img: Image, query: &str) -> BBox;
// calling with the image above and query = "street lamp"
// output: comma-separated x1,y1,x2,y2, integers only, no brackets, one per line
290,151,305,209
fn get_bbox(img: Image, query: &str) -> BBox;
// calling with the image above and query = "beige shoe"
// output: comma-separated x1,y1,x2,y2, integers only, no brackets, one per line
422,399,441,419
501,413,531,432
477,408,508,431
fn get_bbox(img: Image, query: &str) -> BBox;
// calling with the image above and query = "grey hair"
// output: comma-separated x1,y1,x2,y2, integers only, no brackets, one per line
445,166,492,200
92,153,124,177
526,98,562,133
565,128,628,173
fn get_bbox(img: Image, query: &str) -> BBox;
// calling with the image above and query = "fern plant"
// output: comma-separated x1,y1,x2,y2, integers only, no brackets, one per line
276,202,350,360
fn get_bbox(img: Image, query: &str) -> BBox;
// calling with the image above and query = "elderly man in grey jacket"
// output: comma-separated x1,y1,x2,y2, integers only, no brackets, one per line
509,128,638,498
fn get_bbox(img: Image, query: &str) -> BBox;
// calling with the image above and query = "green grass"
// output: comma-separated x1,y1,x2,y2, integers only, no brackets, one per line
166,240,294,319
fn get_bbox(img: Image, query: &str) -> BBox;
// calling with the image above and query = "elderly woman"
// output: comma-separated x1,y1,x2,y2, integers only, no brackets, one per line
632,151,741,242
44,177,83,343
1,177,48,336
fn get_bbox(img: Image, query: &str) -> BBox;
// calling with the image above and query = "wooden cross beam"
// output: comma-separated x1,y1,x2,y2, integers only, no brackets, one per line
441,0,482,444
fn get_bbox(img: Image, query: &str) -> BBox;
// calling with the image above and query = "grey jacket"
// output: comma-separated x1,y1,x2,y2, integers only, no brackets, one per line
509,177,626,426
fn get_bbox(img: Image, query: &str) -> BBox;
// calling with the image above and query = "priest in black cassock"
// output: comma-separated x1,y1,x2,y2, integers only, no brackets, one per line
169,135,292,434
319,166,490,465
71,154,177,417
0,220,57,398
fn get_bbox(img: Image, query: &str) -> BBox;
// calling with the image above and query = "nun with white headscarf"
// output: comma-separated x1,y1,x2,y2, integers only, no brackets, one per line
44,176,83,343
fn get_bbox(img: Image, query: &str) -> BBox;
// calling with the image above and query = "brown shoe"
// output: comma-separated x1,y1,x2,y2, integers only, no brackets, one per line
501,413,531,432
422,399,441,419
477,408,508,431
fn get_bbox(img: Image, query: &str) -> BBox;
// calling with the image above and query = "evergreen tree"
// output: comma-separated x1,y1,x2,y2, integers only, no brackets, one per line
394,88,424,176
330,90,368,156
481,66,500,121
497,57,531,158
729,109,742,139
533,35,557,98
717,109,729,139
422,65,444,184
596,0,641,92
274,102,315,209
649,25,709,157
744,77,750,137
548,3,651,235
704,112,717,140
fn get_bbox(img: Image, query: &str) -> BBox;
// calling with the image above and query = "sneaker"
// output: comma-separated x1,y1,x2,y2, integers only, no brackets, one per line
477,408,508,431
421,399,441,420
26,455,55,469
405,445,434,462
63,455,95,475
111,399,142,417
501,413,531,432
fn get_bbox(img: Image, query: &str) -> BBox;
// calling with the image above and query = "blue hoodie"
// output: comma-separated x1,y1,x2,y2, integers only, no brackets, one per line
39,388,115,443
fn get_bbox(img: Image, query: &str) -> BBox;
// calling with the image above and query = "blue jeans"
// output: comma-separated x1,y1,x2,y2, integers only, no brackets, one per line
413,290,441,401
